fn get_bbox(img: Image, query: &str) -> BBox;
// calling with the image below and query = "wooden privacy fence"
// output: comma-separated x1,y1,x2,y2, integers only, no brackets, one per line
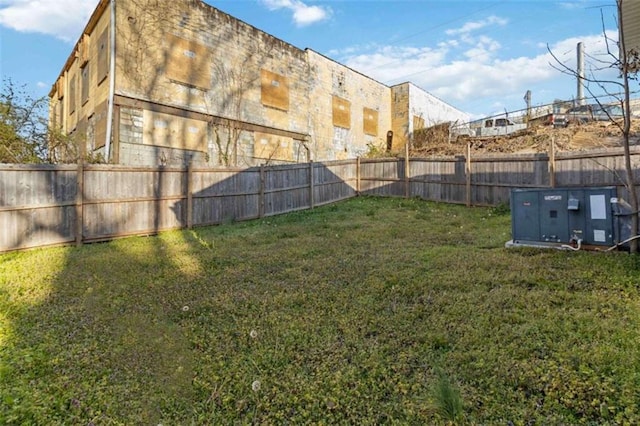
1,144,639,252
0,161,356,252
359,145,640,206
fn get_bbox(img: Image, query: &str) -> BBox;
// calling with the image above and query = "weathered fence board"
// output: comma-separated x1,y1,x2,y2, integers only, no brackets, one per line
409,157,466,203
314,161,357,205
359,159,404,197
191,168,261,223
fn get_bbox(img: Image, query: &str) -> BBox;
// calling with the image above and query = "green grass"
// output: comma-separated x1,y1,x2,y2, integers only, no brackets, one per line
1,196,639,424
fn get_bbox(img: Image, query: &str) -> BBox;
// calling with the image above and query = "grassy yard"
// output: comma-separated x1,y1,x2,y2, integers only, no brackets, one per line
1,196,639,424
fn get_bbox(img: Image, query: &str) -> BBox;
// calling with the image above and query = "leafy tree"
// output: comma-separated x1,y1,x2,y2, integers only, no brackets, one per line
0,79,49,163
0,79,81,164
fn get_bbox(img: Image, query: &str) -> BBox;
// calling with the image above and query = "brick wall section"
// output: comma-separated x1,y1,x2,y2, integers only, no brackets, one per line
119,108,143,146
116,0,310,165
307,50,391,160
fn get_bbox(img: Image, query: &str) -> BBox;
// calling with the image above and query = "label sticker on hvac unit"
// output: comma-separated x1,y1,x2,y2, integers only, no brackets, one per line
544,195,562,201
593,229,606,242
590,194,607,220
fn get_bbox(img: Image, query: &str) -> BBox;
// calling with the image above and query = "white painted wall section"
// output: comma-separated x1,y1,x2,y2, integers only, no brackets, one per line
408,83,469,133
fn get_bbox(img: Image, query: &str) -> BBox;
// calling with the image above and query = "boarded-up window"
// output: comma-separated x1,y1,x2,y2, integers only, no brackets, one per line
81,62,90,105
363,108,378,136
165,34,211,89
97,28,109,85
261,69,289,111
77,117,88,152
142,110,207,152
69,74,77,115
332,96,350,129
254,132,293,162
52,100,59,128
94,101,108,149
78,34,90,66
56,76,65,100
413,115,425,131
57,97,65,129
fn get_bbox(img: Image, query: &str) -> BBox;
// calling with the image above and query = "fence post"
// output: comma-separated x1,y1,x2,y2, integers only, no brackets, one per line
309,160,315,209
405,142,410,198
466,142,472,207
356,157,361,196
186,161,193,229
549,137,556,188
259,164,265,218
75,158,84,247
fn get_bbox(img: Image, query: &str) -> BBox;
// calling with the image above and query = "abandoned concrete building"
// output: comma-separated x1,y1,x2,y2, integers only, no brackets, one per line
49,0,469,167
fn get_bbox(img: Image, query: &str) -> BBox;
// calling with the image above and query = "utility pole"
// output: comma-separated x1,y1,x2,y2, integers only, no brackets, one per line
523,90,532,123
577,42,585,106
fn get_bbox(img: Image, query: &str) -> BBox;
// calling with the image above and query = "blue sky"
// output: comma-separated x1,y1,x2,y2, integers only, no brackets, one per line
0,0,624,119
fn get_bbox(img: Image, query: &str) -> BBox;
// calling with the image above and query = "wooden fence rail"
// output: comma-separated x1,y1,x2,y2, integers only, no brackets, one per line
2,145,639,252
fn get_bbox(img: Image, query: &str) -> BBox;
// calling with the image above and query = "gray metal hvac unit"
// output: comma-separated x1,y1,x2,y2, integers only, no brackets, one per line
508,187,632,249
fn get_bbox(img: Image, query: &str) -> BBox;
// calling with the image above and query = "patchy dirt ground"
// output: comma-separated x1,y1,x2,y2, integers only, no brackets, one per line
411,119,640,157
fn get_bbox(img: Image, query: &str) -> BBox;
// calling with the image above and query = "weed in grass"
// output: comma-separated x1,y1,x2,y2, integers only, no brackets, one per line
432,369,464,422
491,201,511,215
430,333,451,351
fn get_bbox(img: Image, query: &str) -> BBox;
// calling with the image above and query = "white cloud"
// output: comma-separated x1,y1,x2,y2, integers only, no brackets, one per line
260,0,330,27
0,0,96,42
559,1,590,11
340,32,617,115
445,15,508,36
36,81,48,89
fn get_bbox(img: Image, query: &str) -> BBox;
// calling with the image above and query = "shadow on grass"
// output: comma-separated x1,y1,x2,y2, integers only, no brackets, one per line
0,232,203,423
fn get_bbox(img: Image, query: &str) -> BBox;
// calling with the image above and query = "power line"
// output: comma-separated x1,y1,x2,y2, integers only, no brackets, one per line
357,1,507,74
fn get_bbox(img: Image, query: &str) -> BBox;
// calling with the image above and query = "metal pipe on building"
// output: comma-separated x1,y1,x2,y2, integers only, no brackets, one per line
577,42,585,106
104,0,116,161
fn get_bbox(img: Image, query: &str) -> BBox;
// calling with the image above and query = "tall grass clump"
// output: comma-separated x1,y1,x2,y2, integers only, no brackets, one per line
432,369,464,422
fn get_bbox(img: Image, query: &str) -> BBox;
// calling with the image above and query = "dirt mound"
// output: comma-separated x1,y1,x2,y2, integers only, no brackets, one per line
410,120,640,157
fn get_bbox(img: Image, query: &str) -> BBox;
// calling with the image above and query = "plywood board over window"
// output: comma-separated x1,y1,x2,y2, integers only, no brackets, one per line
69,74,77,115
77,118,88,150
94,101,108,149
81,63,90,106
363,107,378,136
261,69,289,111
165,34,211,90
78,34,90,66
97,28,109,85
56,76,65,100
254,132,293,162
332,96,351,129
142,110,207,152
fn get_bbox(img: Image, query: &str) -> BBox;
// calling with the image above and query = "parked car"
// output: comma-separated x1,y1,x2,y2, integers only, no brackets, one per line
475,117,527,137
553,104,623,128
